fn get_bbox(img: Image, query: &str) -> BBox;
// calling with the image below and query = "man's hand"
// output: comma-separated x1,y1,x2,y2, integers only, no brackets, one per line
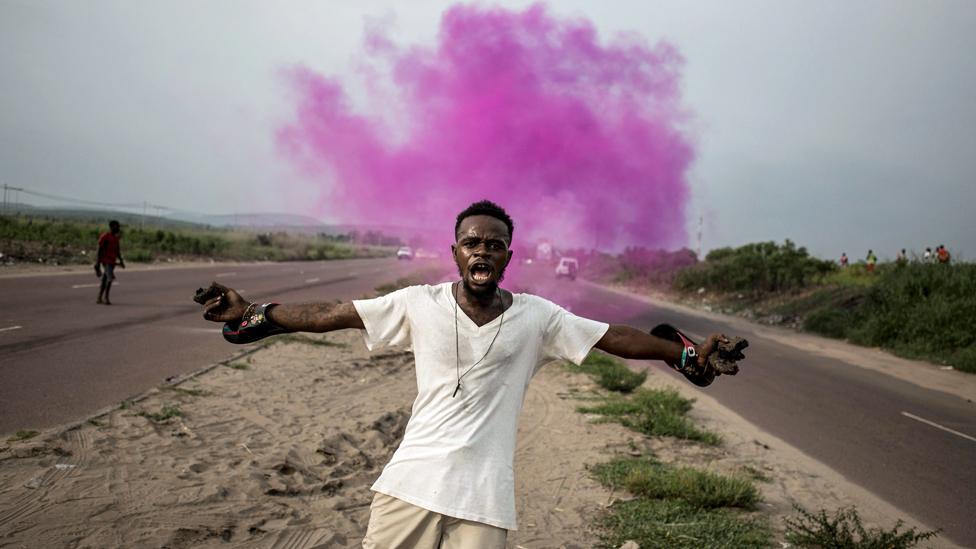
696,333,729,369
697,333,747,375
196,282,249,323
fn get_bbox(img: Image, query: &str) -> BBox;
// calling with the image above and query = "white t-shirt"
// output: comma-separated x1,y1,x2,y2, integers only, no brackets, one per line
352,282,609,530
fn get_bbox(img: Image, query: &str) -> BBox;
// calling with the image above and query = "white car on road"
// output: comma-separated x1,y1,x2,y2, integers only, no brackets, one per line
555,257,579,280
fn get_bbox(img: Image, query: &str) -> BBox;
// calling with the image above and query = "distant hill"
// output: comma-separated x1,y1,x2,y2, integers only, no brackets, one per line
3,203,436,240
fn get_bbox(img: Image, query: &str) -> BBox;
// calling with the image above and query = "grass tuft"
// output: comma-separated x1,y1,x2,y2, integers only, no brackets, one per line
578,389,721,445
138,404,183,423
224,362,250,370
593,457,759,510
784,504,939,548
594,498,770,549
567,352,647,393
7,430,40,442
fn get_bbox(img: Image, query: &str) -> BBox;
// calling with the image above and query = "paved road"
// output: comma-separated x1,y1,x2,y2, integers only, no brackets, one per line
0,258,429,434
2,260,973,545
511,265,976,547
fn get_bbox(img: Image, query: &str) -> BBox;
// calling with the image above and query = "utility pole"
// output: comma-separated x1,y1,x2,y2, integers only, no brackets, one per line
2,184,24,216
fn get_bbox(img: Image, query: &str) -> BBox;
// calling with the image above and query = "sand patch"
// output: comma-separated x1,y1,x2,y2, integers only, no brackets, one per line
0,330,631,548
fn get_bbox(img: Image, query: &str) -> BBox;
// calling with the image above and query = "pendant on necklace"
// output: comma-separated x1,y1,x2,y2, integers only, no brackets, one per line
452,381,461,398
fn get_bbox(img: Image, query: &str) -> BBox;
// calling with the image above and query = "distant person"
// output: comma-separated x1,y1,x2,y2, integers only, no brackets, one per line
197,200,745,548
937,245,951,265
896,248,907,265
923,247,933,262
96,220,125,304
839,252,848,267
865,249,877,273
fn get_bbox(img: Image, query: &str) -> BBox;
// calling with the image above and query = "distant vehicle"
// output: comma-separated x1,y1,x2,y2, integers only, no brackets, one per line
396,246,414,260
555,257,579,280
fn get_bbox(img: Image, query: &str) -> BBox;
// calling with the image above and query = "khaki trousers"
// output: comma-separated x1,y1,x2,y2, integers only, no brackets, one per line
362,492,507,549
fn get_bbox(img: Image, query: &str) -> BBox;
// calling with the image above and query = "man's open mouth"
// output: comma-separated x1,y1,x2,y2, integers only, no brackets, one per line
470,263,493,283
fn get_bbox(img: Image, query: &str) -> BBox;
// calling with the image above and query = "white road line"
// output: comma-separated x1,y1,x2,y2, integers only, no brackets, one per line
71,283,101,289
215,272,237,278
305,277,321,284
901,411,976,443
0,325,23,333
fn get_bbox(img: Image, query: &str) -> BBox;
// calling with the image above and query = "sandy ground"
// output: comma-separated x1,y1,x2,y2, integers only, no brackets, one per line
0,326,960,548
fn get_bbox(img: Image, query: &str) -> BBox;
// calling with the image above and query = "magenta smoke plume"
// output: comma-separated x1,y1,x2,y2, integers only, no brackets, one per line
277,3,695,250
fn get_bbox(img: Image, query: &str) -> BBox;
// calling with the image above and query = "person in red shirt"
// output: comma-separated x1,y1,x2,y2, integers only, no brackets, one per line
96,220,125,304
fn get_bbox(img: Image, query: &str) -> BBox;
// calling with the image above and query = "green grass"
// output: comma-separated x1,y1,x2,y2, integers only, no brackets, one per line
578,389,721,445
566,352,647,393
224,362,250,370
591,457,768,548
7,430,40,442
593,457,759,510
138,404,183,423
785,505,939,548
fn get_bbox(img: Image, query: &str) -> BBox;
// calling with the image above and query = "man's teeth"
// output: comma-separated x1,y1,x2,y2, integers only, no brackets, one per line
472,270,490,281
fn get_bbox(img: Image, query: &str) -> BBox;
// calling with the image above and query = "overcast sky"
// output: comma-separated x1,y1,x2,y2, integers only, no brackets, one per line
2,1,974,259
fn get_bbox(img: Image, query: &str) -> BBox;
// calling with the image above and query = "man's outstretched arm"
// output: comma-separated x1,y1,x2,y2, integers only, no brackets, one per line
267,302,364,332
200,282,364,332
595,324,727,370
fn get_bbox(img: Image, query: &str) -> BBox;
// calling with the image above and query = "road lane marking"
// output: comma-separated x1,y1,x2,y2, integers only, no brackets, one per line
72,282,120,289
901,411,976,443
0,325,23,333
215,272,237,278
305,277,321,283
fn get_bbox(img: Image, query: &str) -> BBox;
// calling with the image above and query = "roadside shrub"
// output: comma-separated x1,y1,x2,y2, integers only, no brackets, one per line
785,505,938,548
675,240,836,294
801,263,976,373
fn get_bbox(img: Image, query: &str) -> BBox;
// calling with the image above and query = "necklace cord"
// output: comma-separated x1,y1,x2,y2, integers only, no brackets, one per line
452,282,505,397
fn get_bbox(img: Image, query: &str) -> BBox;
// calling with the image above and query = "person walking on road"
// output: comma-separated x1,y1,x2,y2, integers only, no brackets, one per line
197,200,745,549
866,249,878,273
96,220,125,305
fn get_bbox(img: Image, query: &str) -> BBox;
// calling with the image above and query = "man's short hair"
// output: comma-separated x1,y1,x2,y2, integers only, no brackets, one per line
109,220,120,229
455,200,514,241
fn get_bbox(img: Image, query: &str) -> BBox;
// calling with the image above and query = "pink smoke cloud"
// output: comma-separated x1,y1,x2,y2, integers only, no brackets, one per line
277,3,695,251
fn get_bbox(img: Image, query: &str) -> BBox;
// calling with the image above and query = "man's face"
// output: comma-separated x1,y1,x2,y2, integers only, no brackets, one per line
452,215,513,296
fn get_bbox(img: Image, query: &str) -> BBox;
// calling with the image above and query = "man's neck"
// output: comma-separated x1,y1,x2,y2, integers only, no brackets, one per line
457,282,499,310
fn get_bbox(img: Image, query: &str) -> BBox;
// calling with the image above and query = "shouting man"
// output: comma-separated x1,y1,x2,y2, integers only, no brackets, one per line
199,200,739,549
